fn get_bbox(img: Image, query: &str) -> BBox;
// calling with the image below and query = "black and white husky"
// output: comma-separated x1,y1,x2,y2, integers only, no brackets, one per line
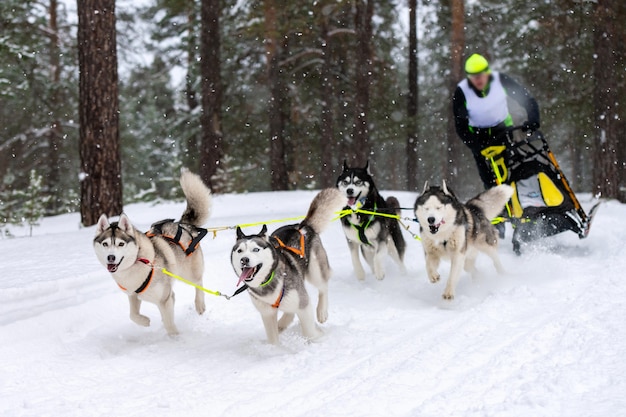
93,170,211,335
230,189,345,345
414,181,513,300
336,161,406,280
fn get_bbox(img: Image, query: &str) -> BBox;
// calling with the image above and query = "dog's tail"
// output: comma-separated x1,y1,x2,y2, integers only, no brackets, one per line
385,196,406,260
179,169,212,226
301,188,346,234
468,184,514,221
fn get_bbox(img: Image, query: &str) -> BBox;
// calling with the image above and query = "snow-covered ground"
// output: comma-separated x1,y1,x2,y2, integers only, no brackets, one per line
1,191,624,417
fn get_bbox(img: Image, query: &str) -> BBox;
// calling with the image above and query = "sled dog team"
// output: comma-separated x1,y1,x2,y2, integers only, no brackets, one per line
94,166,513,344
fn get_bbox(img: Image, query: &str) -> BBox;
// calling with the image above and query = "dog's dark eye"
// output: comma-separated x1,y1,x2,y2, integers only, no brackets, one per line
102,242,109,248
252,248,260,253
118,242,125,247
237,248,243,253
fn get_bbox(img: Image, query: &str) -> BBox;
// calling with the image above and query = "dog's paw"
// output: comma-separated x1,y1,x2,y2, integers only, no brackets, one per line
195,300,206,315
317,306,328,324
429,273,440,283
442,292,455,300
355,269,366,281
375,272,385,281
131,314,150,327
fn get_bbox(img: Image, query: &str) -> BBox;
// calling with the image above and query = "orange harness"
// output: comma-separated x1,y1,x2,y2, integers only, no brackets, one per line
146,220,208,257
117,258,154,294
272,229,306,258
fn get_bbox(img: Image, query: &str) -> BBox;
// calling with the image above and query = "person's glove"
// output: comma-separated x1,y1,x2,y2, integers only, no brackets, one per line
522,121,539,132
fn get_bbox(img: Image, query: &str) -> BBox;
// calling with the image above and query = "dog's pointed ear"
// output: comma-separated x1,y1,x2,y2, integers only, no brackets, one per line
118,213,134,234
236,226,246,240
342,159,349,172
259,224,268,237
96,214,110,235
365,160,371,175
442,180,450,196
422,181,429,194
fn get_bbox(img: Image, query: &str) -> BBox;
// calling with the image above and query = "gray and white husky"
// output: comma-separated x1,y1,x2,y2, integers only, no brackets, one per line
336,161,406,280
230,189,345,345
93,169,212,335
414,181,513,300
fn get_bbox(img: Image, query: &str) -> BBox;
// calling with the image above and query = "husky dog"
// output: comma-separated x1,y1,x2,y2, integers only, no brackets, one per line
336,161,406,280
230,189,345,345
414,181,514,300
93,170,212,335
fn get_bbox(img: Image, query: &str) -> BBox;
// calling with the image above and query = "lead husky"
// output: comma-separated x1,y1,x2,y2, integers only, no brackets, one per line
414,181,513,300
93,169,212,335
230,189,345,345
336,161,406,280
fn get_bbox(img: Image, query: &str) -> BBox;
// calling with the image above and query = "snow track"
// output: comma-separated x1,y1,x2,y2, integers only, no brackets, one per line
0,192,624,416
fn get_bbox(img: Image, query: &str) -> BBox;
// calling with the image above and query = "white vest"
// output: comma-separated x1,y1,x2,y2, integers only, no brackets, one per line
458,71,509,128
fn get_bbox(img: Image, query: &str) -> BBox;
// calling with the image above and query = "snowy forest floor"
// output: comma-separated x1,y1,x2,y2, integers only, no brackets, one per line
1,191,625,417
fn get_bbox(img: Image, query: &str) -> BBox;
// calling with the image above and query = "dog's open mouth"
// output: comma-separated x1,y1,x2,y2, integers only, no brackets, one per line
237,264,261,286
107,257,124,273
347,193,361,207
429,221,445,235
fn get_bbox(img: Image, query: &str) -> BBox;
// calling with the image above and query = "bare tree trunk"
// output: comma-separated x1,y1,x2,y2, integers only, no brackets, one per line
319,16,335,188
446,0,464,183
199,0,223,191
185,0,200,171
47,0,62,212
406,0,419,190
592,0,622,200
265,0,288,190
351,0,373,166
77,0,122,226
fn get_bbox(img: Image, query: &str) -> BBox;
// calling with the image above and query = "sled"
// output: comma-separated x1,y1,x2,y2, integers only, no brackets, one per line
481,127,600,255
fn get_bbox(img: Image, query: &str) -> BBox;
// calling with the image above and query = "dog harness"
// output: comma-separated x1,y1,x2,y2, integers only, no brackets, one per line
347,201,377,245
146,219,208,256
117,257,154,294
272,229,306,258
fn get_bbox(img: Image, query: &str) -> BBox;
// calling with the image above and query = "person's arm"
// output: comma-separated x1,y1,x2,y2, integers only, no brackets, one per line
452,86,472,143
500,73,540,129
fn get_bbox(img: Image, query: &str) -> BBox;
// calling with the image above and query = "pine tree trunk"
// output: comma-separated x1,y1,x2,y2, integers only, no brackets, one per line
265,0,289,190
199,0,223,191
47,0,62,212
446,0,464,183
77,0,122,226
185,0,200,172
592,0,623,201
352,0,373,166
319,17,335,188
406,0,419,190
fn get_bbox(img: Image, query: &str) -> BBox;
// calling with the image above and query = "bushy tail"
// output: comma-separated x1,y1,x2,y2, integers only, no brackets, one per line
468,184,514,221
385,196,406,260
301,188,345,234
179,169,212,226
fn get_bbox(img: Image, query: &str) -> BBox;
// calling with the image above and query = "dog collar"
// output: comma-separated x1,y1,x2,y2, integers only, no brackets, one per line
259,270,276,287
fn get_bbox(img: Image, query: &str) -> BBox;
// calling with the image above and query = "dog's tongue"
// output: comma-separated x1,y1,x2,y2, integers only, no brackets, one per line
347,197,357,207
237,267,255,287
107,264,118,273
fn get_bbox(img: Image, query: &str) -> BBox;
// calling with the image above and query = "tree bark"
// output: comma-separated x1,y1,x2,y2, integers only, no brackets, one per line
199,0,223,191
351,0,373,166
406,0,419,190
319,16,335,188
265,0,289,190
592,0,624,201
47,0,62,212
77,0,122,226
446,0,464,183
185,0,200,172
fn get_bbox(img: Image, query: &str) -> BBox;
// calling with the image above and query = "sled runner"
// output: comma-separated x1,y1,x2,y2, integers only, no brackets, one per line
481,127,600,254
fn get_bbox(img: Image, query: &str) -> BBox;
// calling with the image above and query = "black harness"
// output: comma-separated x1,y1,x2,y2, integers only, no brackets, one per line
147,219,208,256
